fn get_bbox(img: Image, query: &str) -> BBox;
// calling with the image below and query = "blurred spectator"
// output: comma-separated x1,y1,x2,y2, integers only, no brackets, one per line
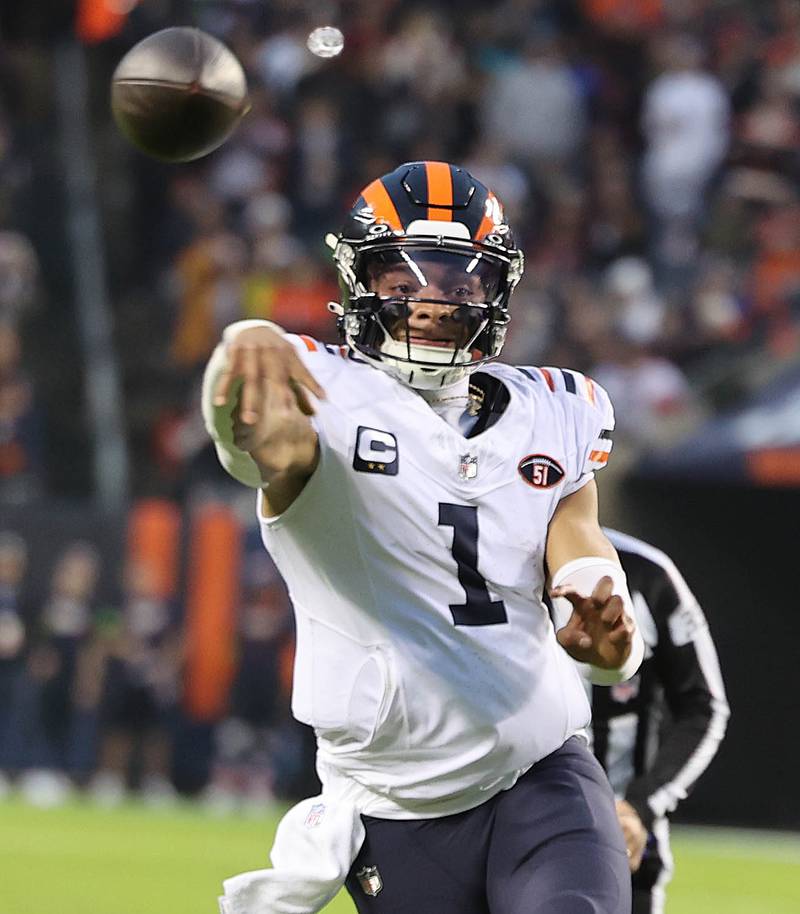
586,127,646,267
89,560,182,807
170,222,250,372
463,141,531,227
0,230,39,321
688,257,747,347
290,96,345,241
0,530,28,793
482,31,586,182
641,34,730,273
380,7,467,106
592,337,696,448
0,319,42,503
253,19,319,96
749,201,800,353
604,256,667,347
16,542,100,805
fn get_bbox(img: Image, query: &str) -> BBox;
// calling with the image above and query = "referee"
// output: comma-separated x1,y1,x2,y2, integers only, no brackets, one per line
590,529,730,914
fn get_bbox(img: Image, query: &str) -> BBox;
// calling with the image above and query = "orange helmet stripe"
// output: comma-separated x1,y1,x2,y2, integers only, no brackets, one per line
361,179,403,231
426,161,453,221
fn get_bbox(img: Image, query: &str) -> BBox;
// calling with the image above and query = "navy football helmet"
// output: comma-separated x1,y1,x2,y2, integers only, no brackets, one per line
328,161,524,389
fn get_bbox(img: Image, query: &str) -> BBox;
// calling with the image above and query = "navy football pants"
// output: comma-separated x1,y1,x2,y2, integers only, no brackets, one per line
345,737,631,914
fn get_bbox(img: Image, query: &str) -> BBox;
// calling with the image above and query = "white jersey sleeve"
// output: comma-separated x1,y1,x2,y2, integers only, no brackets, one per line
201,326,345,488
531,367,615,498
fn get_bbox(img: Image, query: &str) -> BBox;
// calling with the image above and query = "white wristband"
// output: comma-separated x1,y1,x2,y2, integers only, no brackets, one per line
550,556,644,684
201,343,264,488
222,318,285,343
202,320,286,489
200,320,290,488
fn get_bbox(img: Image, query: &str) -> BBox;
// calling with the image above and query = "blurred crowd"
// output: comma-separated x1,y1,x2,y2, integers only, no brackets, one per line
0,500,315,811
1,0,800,498
1,0,800,804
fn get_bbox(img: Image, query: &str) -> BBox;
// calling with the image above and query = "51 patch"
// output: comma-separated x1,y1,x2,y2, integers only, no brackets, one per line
518,454,564,489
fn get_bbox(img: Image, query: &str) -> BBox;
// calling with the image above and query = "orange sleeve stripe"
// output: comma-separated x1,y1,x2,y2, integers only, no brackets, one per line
589,450,610,464
299,334,318,352
426,161,453,221
362,179,404,231
585,377,597,405
539,367,555,391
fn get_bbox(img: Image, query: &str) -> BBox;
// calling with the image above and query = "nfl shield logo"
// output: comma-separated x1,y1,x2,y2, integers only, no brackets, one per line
611,675,641,704
356,865,383,897
459,454,478,480
304,802,326,828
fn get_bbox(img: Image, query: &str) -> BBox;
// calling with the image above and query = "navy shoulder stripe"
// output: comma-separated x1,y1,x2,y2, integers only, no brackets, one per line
515,367,537,382
559,369,577,394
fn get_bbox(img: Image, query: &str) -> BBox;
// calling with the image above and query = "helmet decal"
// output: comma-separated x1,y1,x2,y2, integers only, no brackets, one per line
475,192,506,241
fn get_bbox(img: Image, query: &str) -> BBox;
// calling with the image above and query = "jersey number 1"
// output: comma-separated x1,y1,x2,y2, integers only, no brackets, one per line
438,503,507,626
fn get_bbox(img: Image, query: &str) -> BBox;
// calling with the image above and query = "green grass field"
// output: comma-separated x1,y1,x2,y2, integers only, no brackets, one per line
1,797,798,914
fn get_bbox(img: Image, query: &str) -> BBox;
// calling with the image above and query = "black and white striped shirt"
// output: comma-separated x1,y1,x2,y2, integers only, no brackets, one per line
589,529,730,831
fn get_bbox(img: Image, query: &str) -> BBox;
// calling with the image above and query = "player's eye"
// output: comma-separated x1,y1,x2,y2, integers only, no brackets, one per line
391,283,415,295
448,286,478,302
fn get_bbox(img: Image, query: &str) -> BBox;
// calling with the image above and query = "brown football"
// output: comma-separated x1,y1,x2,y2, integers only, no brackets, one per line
111,27,249,163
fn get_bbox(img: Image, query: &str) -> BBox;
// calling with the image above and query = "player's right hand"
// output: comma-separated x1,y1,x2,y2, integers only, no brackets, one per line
550,574,635,669
615,799,648,872
212,325,325,431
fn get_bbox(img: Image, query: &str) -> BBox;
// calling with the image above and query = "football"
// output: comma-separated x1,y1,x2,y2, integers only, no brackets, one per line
111,27,249,163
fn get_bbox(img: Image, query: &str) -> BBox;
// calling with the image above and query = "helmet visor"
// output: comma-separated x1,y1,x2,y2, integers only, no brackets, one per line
361,247,504,306
359,248,504,362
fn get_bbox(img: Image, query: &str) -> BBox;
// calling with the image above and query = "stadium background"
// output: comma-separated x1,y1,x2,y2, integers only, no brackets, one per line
1,0,799,910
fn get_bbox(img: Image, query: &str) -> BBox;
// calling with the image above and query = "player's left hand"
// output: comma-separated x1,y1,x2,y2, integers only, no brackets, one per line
615,799,648,872
550,575,635,669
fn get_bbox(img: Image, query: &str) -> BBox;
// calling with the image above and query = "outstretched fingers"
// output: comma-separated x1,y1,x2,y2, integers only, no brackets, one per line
550,576,617,622
607,617,633,645
238,345,269,424
557,625,592,652
288,350,326,402
213,339,326,424
591,575,614,607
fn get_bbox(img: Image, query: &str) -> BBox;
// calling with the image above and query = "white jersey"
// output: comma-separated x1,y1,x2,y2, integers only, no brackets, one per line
258,335,615,818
